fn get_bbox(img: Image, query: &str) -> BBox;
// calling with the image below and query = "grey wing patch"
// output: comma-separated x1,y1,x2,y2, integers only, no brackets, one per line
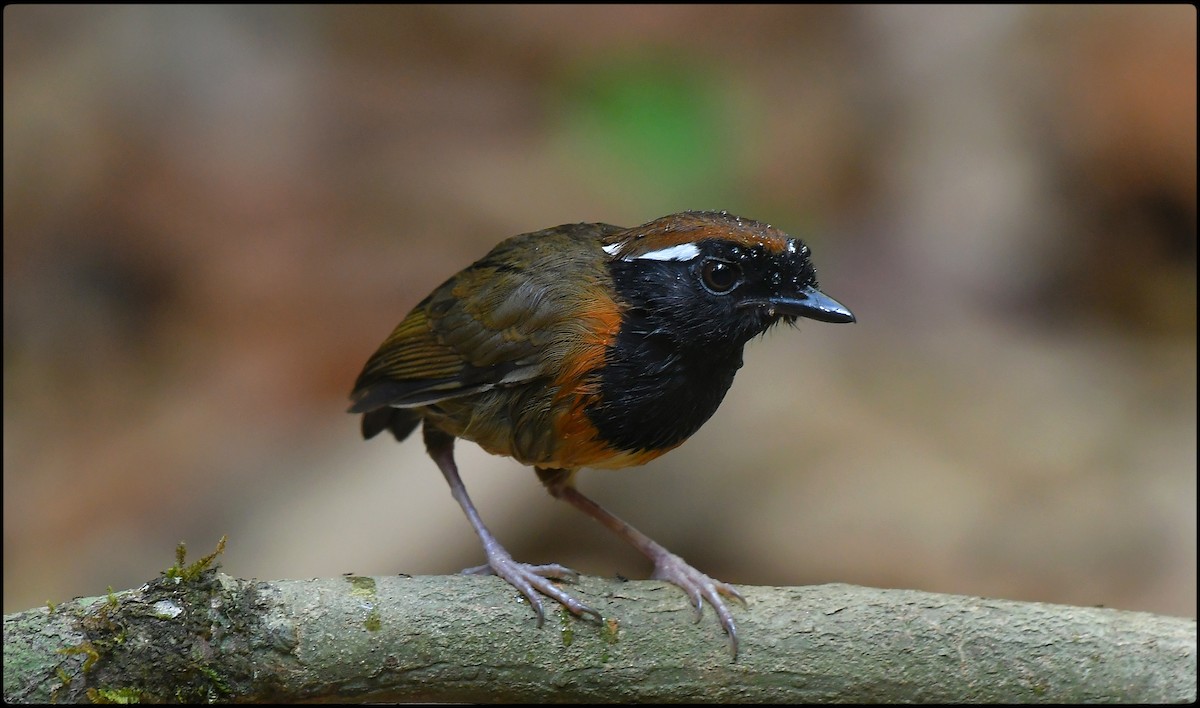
348,360,543,413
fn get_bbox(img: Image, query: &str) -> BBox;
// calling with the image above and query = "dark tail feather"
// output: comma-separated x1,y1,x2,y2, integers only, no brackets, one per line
361,407,421,442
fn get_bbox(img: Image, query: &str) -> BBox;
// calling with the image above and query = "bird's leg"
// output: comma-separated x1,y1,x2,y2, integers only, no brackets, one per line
537,467,745,657
422,424,600,626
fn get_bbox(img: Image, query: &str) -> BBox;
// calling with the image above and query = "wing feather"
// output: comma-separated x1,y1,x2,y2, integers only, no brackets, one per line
349,222,625,416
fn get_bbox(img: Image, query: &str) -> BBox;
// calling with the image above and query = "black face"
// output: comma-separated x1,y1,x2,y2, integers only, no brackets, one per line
611,238,823,348
585,237,828,454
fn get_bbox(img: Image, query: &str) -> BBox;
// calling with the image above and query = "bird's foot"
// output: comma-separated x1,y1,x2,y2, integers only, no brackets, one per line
462,553,601,627
651,551,745,657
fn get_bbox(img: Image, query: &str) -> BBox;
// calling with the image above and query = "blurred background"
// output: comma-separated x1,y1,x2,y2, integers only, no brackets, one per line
4,6,1194,620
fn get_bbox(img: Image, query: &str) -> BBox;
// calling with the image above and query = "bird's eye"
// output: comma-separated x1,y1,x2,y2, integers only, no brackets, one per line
700,259,742,294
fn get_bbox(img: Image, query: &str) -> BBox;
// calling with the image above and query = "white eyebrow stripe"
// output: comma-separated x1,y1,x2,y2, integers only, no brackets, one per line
620,242,701,262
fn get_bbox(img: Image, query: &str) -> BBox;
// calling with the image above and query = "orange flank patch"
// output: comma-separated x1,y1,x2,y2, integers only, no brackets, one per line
544,283,656,470
552,403,672,469
551,288,621,395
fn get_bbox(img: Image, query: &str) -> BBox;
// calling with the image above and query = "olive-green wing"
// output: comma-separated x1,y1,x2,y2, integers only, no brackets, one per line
348,292,541,415
348,224,620,416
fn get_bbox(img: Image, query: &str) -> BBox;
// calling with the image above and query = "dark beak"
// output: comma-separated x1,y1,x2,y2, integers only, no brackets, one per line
767,287,856,324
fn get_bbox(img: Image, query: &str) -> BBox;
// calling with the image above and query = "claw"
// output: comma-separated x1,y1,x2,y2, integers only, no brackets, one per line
652,551,743,658
469,553,601,626
529,595,547,627
420,433,602,628
538,476,744,657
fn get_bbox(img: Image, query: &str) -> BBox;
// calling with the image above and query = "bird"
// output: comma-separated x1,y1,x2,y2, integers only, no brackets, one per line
348,210,855,657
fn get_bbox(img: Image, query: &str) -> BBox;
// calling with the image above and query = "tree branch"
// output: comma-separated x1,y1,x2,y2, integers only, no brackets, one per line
4,572,1195,703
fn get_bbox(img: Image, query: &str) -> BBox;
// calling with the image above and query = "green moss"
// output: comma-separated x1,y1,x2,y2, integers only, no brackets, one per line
346,576,377,597
87,686,144,704
80,590,122,634
164,536,227,582
55,595,130,694
41,540,269,703
559,608,575,647
601,618,620,644
364,609,382,632
348,577,382,631
57,641,101,673
193,664,231,697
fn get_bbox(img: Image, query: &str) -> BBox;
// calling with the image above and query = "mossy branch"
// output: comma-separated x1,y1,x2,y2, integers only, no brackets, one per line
4,572,1195,703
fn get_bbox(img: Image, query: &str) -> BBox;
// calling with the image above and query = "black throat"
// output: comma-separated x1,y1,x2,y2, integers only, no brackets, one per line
585,252,759,454
586,315,746,454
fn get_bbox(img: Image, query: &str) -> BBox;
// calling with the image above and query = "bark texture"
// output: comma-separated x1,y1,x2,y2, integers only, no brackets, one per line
4,572,1195,703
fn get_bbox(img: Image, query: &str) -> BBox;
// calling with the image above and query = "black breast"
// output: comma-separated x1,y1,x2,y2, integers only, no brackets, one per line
585,306,746,454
